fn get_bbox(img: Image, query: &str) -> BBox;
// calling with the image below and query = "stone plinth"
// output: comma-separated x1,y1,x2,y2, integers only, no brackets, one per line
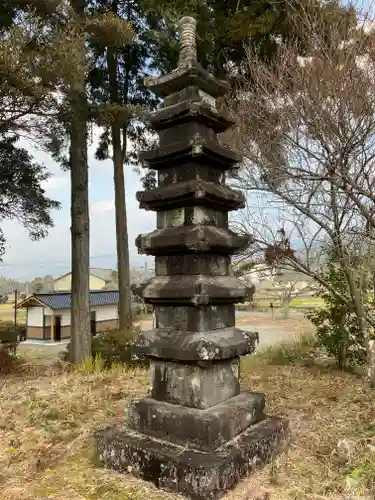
94,15,289,499
95,417,288,500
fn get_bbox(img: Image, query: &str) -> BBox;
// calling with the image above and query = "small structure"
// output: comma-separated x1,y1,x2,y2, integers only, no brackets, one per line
95,16,289,499
54,268,116,292
17,291,119,341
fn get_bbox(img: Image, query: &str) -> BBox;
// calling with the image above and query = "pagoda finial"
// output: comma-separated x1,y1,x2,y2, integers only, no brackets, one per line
178,16,197,67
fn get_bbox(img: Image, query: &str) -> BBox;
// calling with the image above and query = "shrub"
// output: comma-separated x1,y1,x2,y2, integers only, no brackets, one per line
307,266,367,370
0,343,22,374
61,326,148,368
258,332,317,365
0,321,26,343
0,323,23,374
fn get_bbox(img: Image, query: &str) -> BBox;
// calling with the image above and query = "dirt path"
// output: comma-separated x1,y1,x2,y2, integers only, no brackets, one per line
18,312,312,365
138,311,313,351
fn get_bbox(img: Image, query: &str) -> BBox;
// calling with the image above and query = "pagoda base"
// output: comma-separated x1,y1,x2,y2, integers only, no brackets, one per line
94,416,289,500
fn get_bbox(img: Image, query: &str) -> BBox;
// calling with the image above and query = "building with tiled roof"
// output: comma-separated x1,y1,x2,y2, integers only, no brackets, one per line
17,291,119,342
54,268,117,292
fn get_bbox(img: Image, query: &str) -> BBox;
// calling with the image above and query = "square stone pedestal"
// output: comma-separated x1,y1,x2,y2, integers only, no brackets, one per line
94,393,289,499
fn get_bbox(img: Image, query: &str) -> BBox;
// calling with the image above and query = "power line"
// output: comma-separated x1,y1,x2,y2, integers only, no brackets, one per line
0,252,118,269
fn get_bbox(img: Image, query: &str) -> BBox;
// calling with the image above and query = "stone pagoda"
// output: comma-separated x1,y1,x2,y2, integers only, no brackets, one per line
95,16,289,500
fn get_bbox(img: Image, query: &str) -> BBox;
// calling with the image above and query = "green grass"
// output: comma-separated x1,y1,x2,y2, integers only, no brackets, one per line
289,297,323,307
242,331,318,370
235,296,323,311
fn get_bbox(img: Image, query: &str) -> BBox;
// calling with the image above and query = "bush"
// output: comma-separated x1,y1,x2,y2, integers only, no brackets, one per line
307,266,367,370
0,322,25,374
0,321,26,343
256,332,317,365
0,346,21,374
61,326,149,368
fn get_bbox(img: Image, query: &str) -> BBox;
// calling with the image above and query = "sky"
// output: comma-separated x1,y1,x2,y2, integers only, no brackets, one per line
2,0,372,282
1,132,155,281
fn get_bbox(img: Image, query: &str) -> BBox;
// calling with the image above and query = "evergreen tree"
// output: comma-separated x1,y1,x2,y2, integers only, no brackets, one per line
147,0,356,77
0,138,59,258
33,1,133,362
139,0,356,190
88,0,159,329
0,2,76,257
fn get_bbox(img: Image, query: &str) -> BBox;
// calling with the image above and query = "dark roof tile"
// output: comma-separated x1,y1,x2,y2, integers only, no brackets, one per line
34,291,119,310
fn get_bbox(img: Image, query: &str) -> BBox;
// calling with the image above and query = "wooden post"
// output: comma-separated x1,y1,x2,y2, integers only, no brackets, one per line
51,314,55,342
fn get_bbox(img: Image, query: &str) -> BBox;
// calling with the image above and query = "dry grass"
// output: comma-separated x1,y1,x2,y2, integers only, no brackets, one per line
0,342,374,500
0,304,26,323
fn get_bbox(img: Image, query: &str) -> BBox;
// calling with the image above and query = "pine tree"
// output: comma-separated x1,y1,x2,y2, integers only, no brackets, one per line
0,2,79,257
146,0,356,77
88,0,159,330
35,0,132,362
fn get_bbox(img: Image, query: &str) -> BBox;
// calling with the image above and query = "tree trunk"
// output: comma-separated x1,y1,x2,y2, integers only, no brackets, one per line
345,267,375,385
107,37,132,330
337,316,347,371
113,123,132,329
69,0,91,364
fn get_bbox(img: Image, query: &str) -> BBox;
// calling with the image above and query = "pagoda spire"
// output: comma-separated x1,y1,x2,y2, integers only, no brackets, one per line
178,16,197,66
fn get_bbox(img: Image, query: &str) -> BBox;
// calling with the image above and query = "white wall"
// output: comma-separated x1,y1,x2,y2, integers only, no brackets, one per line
37,306,117,325
43,307,54,316
27,307,44,327
44,308,70,325
94,304,118,322
61,312,71,326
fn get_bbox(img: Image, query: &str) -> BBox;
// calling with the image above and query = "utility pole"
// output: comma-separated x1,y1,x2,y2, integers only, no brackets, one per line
14,289,18,334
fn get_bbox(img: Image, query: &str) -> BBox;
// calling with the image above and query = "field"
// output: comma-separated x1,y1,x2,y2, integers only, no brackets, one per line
1,313,374,500
237,296,324,312
0,304,26,323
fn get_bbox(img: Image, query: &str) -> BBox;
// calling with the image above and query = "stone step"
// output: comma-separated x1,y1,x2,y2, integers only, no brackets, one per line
94,416,289,500
127,392,266,452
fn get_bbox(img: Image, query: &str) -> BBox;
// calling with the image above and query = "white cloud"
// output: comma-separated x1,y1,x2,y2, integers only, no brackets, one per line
90,199,115,214
42,175,70,192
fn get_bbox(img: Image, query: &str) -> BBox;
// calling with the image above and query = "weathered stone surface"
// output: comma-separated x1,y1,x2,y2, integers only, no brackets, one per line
139,135,240,169
149,358,240,409
134,326,259,361
94,416,290,500
147,99,233,134
133,275,248,305
157,163,226,187
155,207,229,231
155,255,230,276
136,179,245,212
143,59,230,99
135,225,251,255
162,85,219,109
127,392,266,451
154,304,235,330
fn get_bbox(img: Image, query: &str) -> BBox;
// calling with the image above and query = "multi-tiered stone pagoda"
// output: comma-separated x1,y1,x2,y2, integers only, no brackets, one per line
95,16,289,500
